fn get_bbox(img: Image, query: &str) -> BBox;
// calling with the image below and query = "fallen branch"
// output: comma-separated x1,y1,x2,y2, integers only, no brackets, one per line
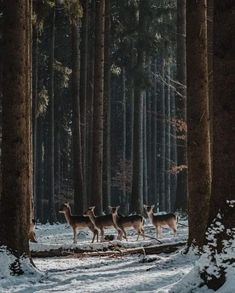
31,241,186,258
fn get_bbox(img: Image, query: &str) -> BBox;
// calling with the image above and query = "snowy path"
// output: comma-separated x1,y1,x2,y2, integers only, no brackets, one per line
11,253,193,293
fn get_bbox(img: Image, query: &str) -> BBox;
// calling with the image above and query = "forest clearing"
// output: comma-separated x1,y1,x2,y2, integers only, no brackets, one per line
0,0,235,292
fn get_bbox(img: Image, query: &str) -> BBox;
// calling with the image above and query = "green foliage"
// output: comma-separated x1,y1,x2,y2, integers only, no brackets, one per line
63,0,83,23
37,86,49,117
54,60,72,88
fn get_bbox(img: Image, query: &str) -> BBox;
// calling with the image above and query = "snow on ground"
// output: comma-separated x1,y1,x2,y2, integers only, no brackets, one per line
0,219,203,293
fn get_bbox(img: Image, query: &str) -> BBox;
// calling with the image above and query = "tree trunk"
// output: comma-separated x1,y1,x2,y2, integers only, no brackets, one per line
175,0,187,212
0,0,32,258
186,0,211,247
86,0,95,207
103,0,111,213
121,67,127,212
201,1,235,289
159,59,166,211
80,0,88,208
131,0,146,214
47,5,56,223
165,62,171,212
91,0,105,215
152,59,158,205
71,21,84,214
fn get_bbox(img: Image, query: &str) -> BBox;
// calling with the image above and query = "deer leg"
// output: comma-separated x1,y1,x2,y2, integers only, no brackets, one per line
73,227,77,244
141,228,145,240
96,229,99,242
156,226,161,239
123,228,128,241
100,228,105,242
136,229,141,241
117,229,123,240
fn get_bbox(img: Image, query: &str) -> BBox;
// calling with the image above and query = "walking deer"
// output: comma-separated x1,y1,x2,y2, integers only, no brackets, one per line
59,202,99,243
84,207,120,242
110,206,145,241
144,205,177,238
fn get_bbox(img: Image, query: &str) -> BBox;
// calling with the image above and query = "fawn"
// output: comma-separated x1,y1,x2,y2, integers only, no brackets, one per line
144,205,177,238
84,207,120,242
110,206,145,241
59,202,99,243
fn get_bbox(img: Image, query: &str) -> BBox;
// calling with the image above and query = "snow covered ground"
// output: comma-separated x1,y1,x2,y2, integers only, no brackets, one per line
0,219,209,293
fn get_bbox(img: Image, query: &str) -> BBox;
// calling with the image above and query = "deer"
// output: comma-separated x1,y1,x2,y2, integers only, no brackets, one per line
59,202,99,243
110,206,145,241
28,219,37,243
84,207,121,242
144,205,177,238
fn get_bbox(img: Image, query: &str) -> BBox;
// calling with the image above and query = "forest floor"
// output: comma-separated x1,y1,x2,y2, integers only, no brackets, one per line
0,219,229,293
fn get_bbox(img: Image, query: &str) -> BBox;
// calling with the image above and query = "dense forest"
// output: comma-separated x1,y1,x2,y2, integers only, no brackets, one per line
0,0,234,292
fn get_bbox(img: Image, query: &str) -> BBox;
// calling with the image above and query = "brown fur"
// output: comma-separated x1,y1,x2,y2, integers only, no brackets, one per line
110,206,145,241
144,205,177,238
84,207,120,242
59,203,98,243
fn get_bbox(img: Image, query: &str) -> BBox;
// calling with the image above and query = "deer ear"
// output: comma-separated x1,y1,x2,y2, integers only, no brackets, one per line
151,204,155,209
116,205,120,210
108,206,112,210
90,206,95,210
143,204,147,209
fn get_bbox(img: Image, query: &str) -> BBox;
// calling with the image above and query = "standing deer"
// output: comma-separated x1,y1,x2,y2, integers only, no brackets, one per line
59,202,99,243
110,206,145,241
144,205,177,238
84,207,120,242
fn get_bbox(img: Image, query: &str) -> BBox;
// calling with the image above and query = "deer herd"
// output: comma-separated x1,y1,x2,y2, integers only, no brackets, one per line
58,203,178,243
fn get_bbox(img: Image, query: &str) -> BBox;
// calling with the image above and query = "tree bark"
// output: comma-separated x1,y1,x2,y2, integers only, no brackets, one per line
165,62,171,212
0,0,32,257
91,0,105,215
201,2,235,289
186,0,211,247
80,0,89,208
71,21,84,214
175,0,187,212
159,59,166,211
103,0,111,213
47,4,56,223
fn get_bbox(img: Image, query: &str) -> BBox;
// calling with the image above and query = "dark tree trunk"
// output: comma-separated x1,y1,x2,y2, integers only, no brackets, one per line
36,117,43,222
80,0,89,208
32,24,39,217
186,0,211,248
170,79,177,210
201,1,235,290
152,59,158,205
86,0,95,207
103,0,111,213
131,0,146,214
175,0,187,212
143,91,148,205
165,62,171,212
71,22,84,214
0,0,32,257
159,60,166,211
120,67,127,212
207,0,214,173
91,0,105,215
47,5,56,223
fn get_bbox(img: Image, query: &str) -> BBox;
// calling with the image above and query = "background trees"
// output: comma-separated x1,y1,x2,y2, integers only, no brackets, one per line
0,0,189,225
